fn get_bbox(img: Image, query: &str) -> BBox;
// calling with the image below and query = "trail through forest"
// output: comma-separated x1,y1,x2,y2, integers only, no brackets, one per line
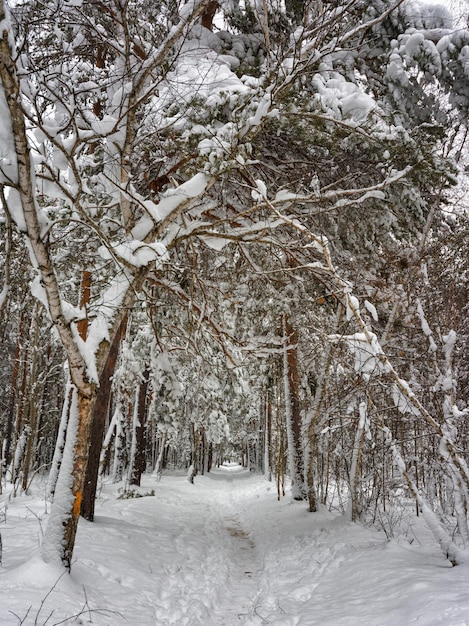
1,466,469,625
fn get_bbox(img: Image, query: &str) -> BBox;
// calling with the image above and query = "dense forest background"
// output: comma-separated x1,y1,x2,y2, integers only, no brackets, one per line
0,0,468,569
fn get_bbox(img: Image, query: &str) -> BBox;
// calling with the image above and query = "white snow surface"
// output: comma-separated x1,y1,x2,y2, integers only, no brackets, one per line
1,467,469,625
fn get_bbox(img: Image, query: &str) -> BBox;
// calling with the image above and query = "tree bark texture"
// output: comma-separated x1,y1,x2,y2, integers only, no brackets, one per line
21,304,40,492
4,309,25,470
61,389,96,569
130,367,150,486
81,315,127,519
283,315,306,500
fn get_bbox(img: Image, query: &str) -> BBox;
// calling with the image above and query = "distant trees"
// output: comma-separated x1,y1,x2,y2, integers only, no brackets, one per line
0,0,467,569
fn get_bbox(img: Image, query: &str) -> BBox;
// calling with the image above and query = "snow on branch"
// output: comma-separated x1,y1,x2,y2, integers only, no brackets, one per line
134,0,215,91
380,421,464,566
338,0,407,47
152,277,239,367
264,198,469,496
416,298,438,352
329,331,385,381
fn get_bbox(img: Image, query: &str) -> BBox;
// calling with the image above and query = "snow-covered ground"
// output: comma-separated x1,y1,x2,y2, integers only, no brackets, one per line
1,466,469,625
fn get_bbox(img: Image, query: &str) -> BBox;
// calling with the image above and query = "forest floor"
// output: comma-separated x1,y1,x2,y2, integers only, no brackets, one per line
1,465,469,625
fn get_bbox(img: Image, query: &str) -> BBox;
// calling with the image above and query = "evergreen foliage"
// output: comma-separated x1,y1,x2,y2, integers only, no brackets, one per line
0,0,467,566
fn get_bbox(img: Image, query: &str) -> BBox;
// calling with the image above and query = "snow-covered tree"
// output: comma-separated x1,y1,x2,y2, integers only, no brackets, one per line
0,0,467,569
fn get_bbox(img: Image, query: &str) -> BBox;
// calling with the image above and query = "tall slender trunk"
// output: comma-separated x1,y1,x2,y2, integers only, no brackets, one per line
21,304,40,493
130,367,150,486
153,432,166,478
207,441,213,473
347,401,367,521
62,389,96,566
76,271,92,340
283,314,305,500
188,424,199,483
112,404,127,482
264,394,272,481
4,310,24,471
46,378,73,500
11,321,30,486
277,426,286,500
200,429,206,475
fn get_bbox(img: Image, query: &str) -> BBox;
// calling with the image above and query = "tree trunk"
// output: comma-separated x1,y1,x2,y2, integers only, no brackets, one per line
41,386,96,570
76,271,92,340
46,378,73,500
201,1,219,30
4,310,24,470
207,441,213,473
11,322,30,487
61,389,95,567
21,304,40,493
130,367,150,487
277,428,286,500
264,394,272,481
347,401,366,522
283,314,306,500
188,425,199,483
201,430,206,475
112,404,127,482
81,315,127,520
153,432,166,478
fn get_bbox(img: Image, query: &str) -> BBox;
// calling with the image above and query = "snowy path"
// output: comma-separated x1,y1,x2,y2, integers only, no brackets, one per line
2,467,469,625
202,472,260,624
74,467,264,625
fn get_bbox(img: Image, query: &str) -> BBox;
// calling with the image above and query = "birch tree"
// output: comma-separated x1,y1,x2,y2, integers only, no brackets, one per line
0,0,215,569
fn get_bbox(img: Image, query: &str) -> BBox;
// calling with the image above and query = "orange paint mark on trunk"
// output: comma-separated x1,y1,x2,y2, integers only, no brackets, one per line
73,491,83,517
